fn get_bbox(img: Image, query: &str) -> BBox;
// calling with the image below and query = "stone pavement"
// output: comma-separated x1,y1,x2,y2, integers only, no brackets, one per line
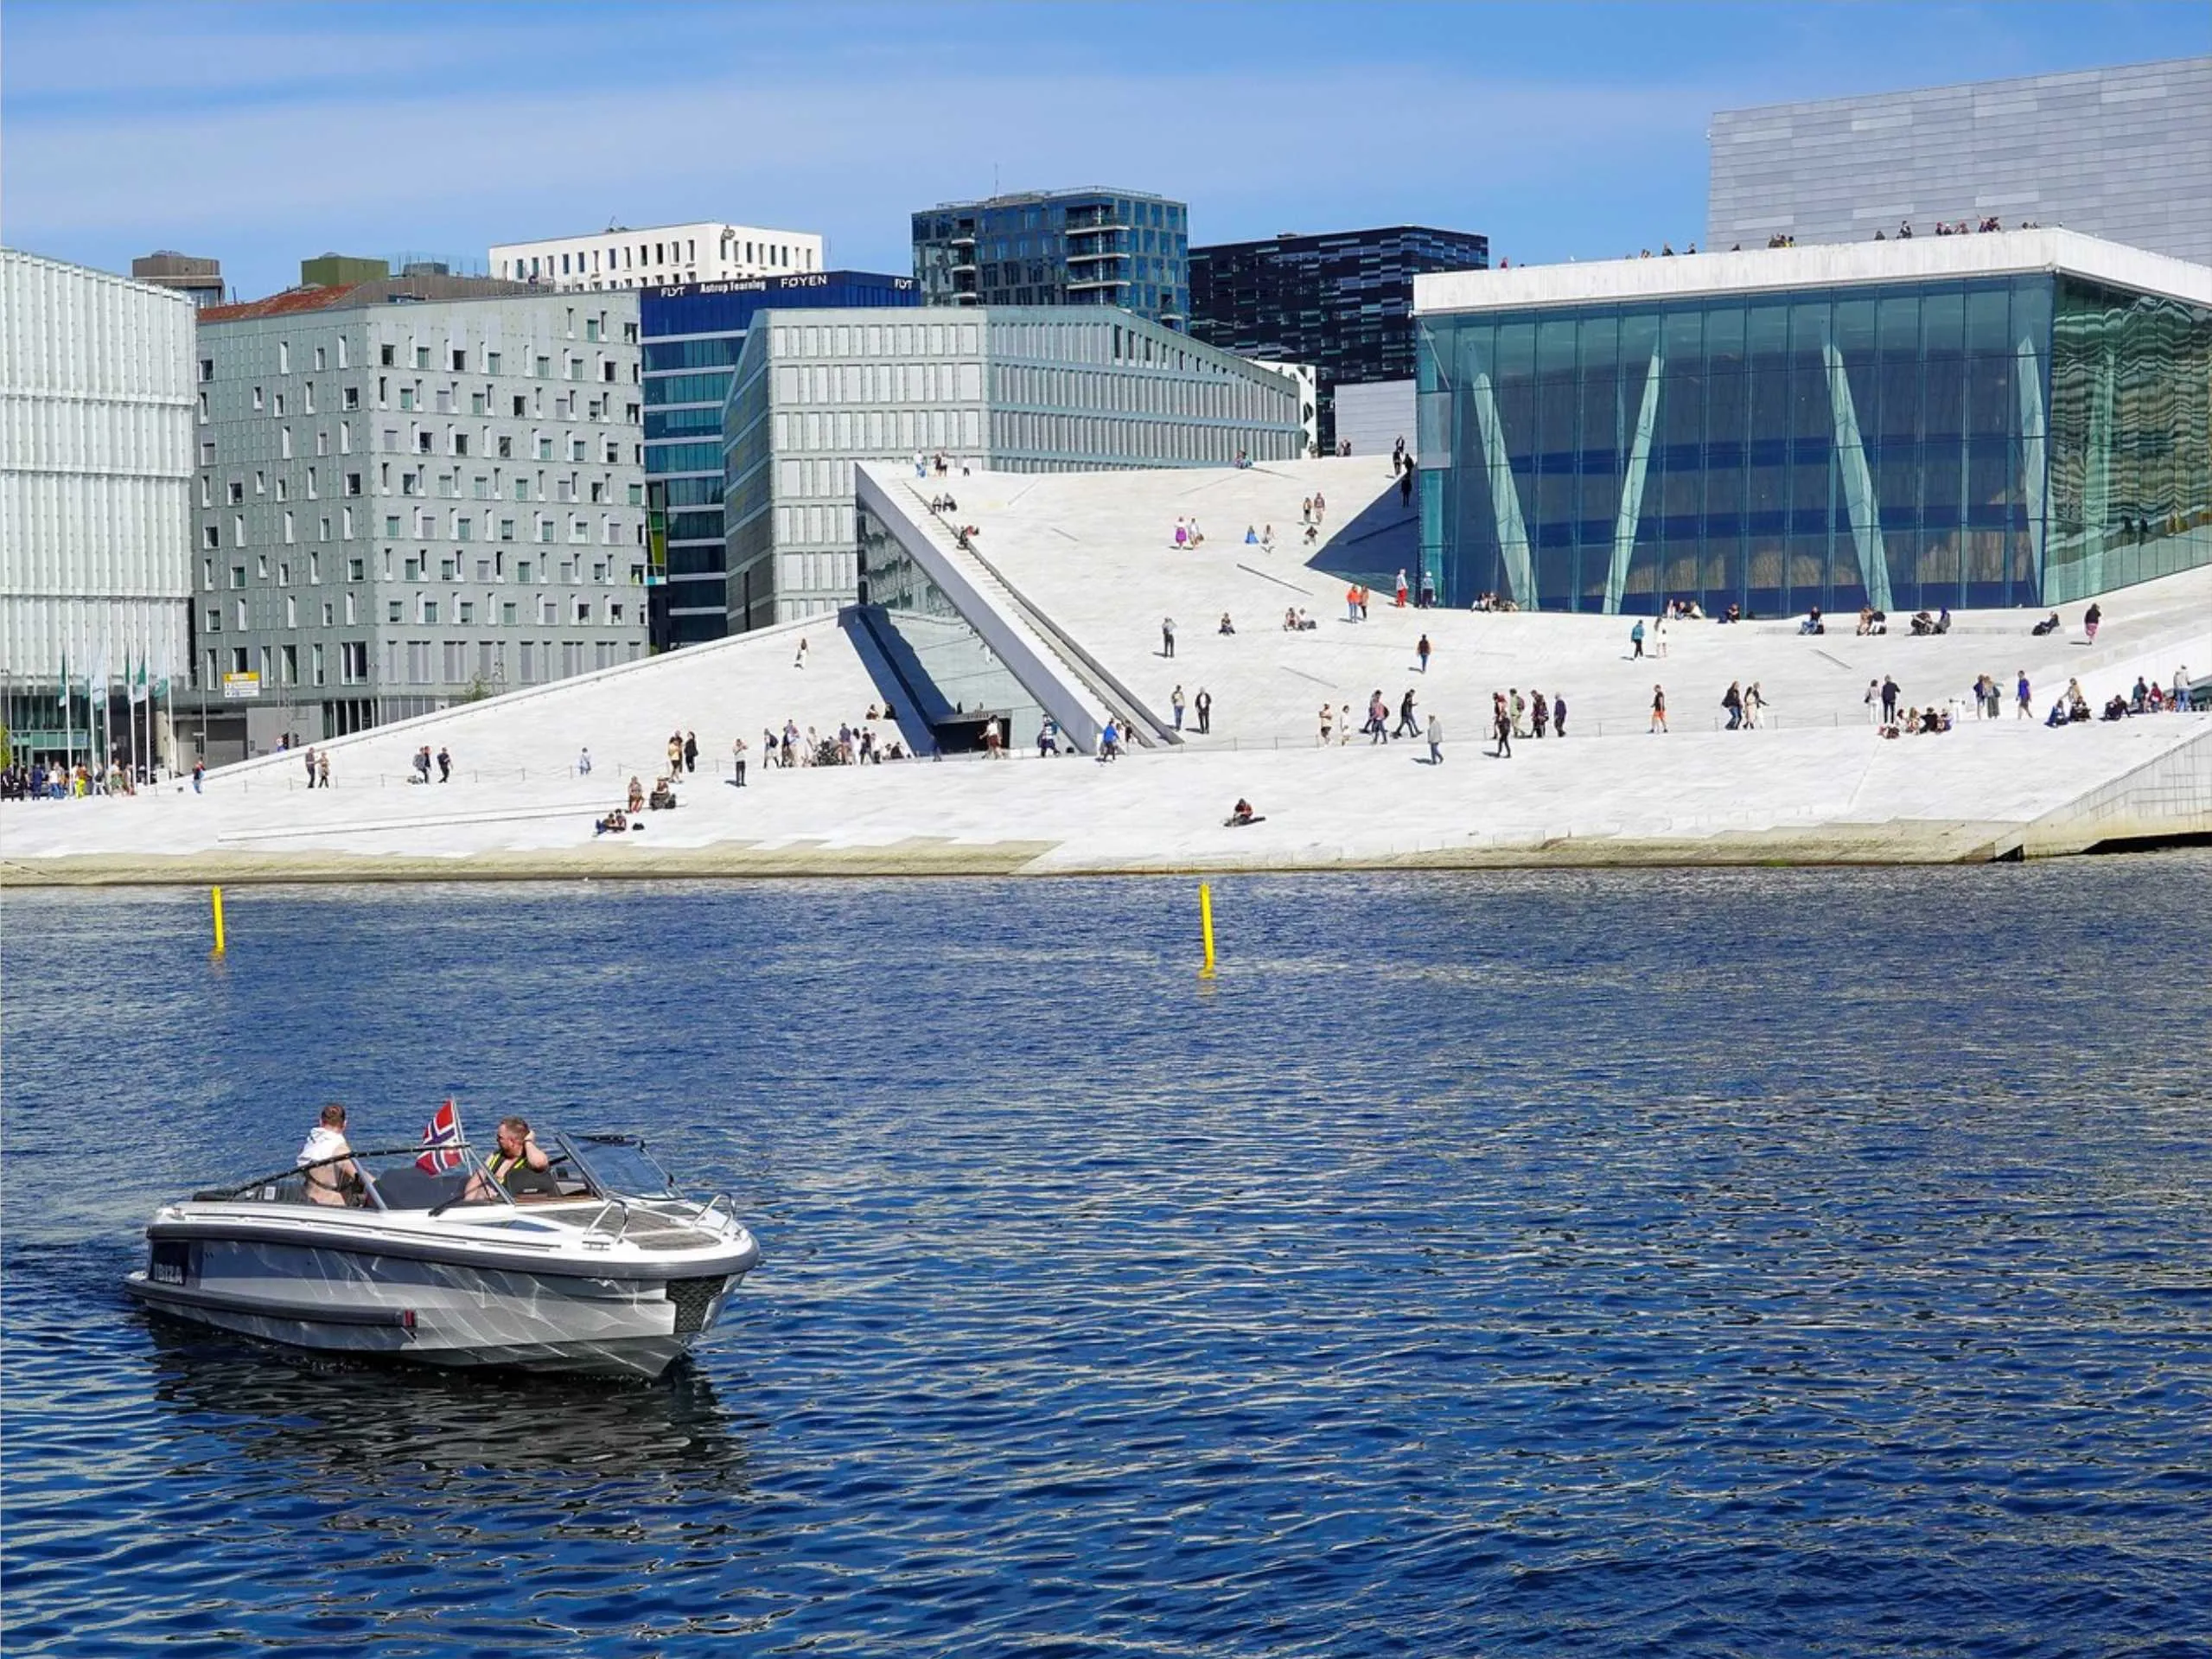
4,459,2207,884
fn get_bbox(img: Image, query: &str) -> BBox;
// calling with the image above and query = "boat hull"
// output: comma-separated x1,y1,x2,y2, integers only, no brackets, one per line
124,1221,757,1381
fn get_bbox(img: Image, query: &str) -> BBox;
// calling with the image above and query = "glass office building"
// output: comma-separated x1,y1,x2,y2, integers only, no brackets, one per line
1415,231,2212,615
912,188,1188,329
1189,226,1488,449
641,271,915,645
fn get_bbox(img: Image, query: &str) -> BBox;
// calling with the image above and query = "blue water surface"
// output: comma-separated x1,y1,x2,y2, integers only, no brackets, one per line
3,862,2209,1656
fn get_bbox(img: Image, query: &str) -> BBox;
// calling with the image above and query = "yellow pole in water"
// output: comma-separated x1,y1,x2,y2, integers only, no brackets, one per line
1199,882,1216,978
211,885,226,954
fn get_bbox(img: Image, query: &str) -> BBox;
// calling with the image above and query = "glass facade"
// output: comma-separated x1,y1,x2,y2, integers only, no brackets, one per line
640,272,916,645
1418,273,2212,614
854,500,1042,751
912,190,1189,329
1189,227,1488,449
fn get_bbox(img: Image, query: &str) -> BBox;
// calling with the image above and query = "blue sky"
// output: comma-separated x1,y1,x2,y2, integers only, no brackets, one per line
3,1,2202,300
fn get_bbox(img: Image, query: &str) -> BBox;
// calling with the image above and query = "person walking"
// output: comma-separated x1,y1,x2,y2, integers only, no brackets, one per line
794,635,808,669
578,746,593,776
1881,674,1900,724
1395,569,1410,608
1653,613,1669,659
2084,603,2101,642
436,745,452,782
1865,679,1881,724
731,736,748,787
1531,690,1549,738
1195,687,1212,735
1552,692,1567,737
1395,689,1420,739
317,750,330,788
1318,703,1334,746
1161,616,1176,659
1511,689,1529,739
1417,633,1432,674
191,757,205,794
2017,671,2032,718
1171,685,1186,731
1427,711,1444,765
1630,619,1646,659
1491,693,1513,758
1743,682,1766,729
1650,684,1668,732
683,731,698,775
303,748,316,788
1724,680,1743,730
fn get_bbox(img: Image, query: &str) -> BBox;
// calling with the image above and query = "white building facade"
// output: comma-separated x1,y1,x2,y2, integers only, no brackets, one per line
489,222,826,293
1,249,196,761
722,307,1308,628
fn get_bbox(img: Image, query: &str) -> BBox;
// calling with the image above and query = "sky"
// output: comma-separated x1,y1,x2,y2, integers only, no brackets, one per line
3,0,2203,301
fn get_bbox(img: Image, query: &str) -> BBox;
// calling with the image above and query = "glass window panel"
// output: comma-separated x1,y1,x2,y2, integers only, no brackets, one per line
1923,358,1967,438
1577,313,1619,372
1877,295,1922,359
1745,302,1790,367
1661,308,1702,358
1964,287,2011,354
1966,354,2017,436
1536,318,1578,374
2009,277,2054,355
1833,297,1877,368
1789,299,1831,361
1918,291,1966,360
1704,306,1745,373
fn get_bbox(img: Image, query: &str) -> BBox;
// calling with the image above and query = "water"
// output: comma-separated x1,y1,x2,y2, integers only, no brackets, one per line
4,862,2210,1656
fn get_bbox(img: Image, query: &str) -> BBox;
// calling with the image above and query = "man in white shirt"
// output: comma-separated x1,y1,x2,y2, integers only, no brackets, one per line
296,1102,360,1207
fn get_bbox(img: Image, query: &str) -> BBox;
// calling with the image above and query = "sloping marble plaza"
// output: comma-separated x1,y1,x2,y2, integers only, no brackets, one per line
3,458,2207,884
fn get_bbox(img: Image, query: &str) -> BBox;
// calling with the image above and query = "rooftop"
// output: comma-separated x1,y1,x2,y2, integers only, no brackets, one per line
1415,227,2212,316
198,273,554,322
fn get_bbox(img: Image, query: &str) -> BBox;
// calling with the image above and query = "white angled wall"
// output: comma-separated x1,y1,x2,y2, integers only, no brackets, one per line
1,248,196,685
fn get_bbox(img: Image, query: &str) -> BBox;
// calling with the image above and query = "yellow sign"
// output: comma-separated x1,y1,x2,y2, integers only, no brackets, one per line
220,672,262,700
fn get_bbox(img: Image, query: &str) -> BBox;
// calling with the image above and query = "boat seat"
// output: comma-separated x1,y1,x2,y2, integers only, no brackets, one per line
368,1167,467,1210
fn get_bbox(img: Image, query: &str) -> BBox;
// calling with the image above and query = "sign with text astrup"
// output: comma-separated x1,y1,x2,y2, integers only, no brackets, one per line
220,672,262,700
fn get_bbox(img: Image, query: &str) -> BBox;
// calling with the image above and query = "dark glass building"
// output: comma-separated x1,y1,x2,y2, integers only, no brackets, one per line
1190,226,1488,450
911,188,1188,329
1415,232,2212,615
641,271,915,645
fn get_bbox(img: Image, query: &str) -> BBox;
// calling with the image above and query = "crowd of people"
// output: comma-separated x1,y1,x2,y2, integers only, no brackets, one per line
2,758,144,799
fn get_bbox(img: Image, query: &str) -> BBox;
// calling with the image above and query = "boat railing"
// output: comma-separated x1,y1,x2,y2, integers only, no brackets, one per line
577,1198,633,1247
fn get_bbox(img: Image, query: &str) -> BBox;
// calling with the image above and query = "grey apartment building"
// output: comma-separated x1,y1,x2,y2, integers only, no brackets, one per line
720,307,1306,629
188,274,647,759
1708,58,2212,265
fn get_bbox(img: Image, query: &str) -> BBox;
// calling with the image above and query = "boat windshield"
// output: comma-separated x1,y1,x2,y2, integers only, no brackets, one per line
557,1133,679,1200
188,1145,489,1212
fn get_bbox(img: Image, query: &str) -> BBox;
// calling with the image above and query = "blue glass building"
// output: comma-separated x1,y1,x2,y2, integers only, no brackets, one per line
1415,231,2212,615
911,188,1188,329
641,271,915,645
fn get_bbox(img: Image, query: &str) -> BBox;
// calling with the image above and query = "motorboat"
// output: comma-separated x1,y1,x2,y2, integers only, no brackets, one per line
123,1129,760,1380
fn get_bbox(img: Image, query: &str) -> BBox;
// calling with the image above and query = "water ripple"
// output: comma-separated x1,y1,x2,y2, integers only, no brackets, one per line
3,858,2211,1655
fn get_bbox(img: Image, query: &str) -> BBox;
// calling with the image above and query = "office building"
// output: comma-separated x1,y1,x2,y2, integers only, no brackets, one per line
1190,226,1489,448
1414,229,2212,616
1,249,197,764
723,307,1304,629
641,271,917,648
912,188,1189,328
491,222,826,292
131,251,227,309
1709,59,2212,265
184,281,647,761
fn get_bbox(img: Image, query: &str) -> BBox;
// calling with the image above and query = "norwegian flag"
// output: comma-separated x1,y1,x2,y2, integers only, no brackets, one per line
417,1098,465,1173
